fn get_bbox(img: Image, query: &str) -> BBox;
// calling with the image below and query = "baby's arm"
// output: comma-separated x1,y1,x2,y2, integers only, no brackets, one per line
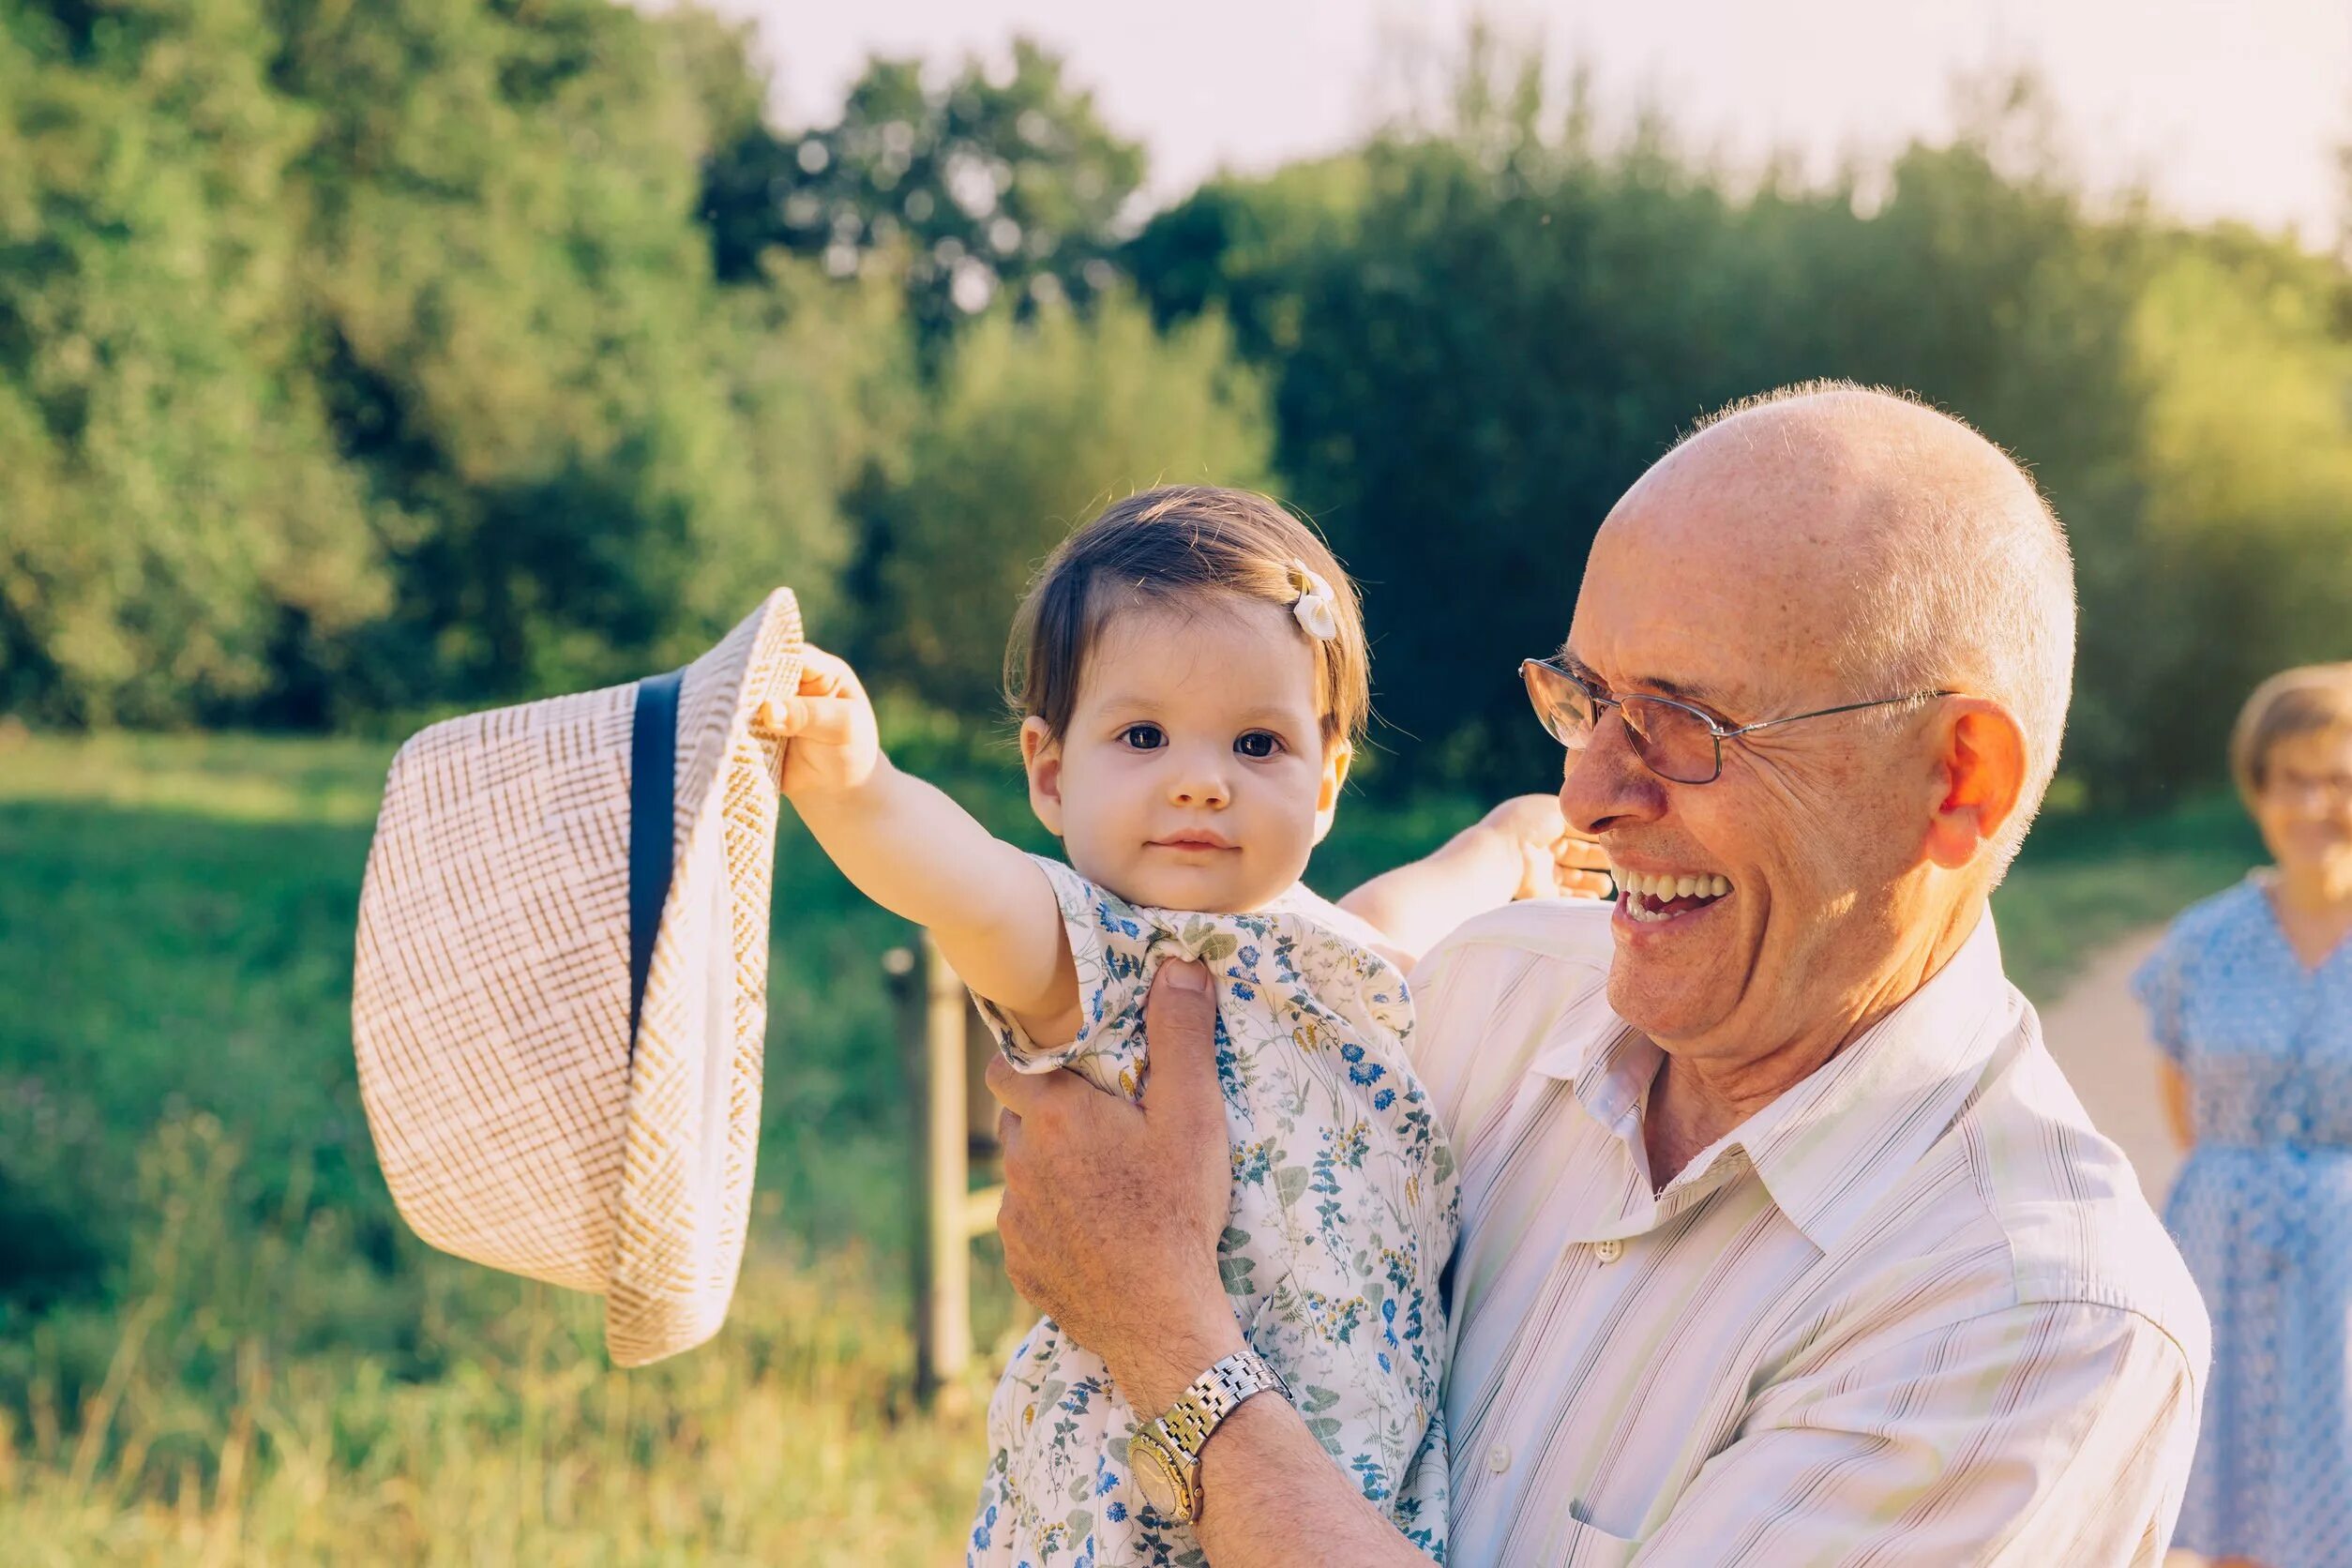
1339,794,1608,964
760,648,1079,1045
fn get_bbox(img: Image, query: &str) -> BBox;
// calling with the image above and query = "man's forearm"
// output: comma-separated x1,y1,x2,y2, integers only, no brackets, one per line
1338,821,1521,962
1191,1395,1433,1567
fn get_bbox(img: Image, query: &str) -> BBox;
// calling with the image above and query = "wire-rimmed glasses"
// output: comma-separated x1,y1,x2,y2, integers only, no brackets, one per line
1520,656,1950,786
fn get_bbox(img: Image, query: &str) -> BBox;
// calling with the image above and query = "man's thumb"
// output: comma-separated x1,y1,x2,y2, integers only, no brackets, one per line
1140,958,1220,1127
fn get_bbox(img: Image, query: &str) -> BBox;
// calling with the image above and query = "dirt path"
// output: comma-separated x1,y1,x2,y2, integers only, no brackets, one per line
2036,927,2181,1207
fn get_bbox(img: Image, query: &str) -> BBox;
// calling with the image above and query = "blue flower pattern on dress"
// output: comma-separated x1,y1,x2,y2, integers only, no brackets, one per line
966,857,1459,1567
2133,876,2352,1568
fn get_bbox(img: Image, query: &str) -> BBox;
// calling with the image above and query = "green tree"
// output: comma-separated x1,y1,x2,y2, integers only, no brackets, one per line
1123,66,2228,806
0,0,910,725
0,0,385,725
2114,240,2352,795
701,38,1146,345
864,293,1272,716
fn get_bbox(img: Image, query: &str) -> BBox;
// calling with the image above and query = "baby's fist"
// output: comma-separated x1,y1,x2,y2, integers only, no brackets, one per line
753,645,882,798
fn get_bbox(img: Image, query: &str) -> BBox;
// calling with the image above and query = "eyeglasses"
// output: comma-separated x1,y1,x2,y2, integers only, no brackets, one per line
2264,771,2352,808
1520,656,1951,786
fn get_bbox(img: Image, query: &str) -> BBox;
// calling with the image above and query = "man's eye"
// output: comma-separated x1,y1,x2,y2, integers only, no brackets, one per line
1121,723,1165,750
1234,731,1283,760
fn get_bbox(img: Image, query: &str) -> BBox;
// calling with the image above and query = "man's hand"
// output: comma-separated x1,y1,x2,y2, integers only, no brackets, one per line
750,644,882,798
1479,793,1613,900
985,959,1244,1417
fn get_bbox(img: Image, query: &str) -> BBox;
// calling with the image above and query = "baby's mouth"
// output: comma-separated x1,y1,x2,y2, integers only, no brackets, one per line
1608,863,1733,926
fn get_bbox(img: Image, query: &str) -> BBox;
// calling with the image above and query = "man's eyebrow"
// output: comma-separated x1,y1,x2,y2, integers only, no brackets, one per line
1561,652,1735,712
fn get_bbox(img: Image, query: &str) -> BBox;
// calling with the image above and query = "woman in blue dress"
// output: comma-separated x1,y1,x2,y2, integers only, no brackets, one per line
2135,663,2352,1568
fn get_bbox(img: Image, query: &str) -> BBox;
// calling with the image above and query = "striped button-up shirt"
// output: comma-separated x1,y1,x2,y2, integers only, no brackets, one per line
1408,901,2209,1566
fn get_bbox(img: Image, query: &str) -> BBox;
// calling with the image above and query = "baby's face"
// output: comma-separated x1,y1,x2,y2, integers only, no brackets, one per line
1022,596,1349,913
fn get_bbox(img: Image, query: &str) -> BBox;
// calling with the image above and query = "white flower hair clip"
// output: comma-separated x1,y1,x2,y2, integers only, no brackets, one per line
1289,559,1339,641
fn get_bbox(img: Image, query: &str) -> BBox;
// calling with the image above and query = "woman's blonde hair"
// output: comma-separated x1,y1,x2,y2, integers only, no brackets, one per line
2229,662,2352,807
1005,486,1370,747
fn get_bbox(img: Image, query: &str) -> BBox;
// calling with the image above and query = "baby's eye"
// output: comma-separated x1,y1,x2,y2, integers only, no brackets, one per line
1234,731,1284,760
1120,723,1166,751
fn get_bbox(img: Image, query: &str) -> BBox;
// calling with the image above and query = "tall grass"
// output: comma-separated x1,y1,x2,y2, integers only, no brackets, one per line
0,731,2256,1561
2,1115,995,1566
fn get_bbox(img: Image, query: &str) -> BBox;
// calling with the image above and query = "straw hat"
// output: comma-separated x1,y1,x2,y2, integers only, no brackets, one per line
352,589,804,1366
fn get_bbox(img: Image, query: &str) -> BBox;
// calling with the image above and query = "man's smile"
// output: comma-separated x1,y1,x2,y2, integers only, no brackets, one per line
1606,858,1734,926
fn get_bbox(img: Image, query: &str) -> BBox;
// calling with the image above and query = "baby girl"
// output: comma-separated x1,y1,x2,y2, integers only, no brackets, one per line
764,486,1579,1566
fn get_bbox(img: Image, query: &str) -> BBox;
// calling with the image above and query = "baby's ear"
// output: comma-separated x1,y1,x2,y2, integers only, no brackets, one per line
1020,716,1065,837
1312,737,1352,845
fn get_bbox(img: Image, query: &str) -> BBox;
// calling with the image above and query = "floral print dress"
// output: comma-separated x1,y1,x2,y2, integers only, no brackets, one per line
966,857,1460,1568
2133,876,2352,1568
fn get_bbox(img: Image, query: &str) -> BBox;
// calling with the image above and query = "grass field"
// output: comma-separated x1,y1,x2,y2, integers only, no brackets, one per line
0,731,2260,1563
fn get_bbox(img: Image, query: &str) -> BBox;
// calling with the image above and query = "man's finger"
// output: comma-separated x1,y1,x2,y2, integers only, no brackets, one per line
1554,831,1609,871
1560,867,1615,900
1139,959,1221,1136
983,1050,1084,1123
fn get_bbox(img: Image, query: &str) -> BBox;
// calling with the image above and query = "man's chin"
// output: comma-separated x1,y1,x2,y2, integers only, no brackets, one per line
1604,967,1728,1047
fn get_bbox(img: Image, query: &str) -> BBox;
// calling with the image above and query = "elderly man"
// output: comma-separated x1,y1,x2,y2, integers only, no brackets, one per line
985,383,2210,1564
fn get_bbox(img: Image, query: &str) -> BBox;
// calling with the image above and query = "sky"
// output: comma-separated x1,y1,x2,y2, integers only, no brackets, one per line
687,0,2350,249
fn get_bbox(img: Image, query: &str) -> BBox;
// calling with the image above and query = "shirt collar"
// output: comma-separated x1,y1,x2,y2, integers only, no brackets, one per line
1530,912,2016,1254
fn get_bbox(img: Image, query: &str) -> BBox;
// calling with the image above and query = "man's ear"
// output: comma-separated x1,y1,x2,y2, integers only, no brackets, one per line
1311,737,1353,846
1020,716,1065,838
1923,699,2027,870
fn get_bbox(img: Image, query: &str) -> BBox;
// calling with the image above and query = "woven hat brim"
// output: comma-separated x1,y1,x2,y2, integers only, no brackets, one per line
602,588,803,1366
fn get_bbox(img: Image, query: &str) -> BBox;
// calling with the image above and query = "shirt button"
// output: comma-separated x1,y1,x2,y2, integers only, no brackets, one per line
1593,1238,1624,1264
1486,1442,1512,1473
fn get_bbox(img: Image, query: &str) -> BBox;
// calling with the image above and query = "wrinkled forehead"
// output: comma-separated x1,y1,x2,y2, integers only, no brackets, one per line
1567,478,1879,716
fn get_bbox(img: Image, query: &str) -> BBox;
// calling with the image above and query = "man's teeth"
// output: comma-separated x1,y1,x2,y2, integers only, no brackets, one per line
1606,867,1733,922
1610,868,1732,900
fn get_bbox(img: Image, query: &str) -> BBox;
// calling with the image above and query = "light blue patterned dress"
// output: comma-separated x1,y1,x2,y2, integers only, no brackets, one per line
964,857,1459,1568
2133,876,2352,1568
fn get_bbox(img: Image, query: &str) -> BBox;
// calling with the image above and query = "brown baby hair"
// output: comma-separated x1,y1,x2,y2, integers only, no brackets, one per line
1005,486,1371,749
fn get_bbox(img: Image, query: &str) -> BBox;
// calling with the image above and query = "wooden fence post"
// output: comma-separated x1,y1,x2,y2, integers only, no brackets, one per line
891,931,1007,1410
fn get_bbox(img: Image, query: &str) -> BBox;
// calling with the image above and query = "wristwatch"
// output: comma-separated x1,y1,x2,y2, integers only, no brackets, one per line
1127,1348,1293,1525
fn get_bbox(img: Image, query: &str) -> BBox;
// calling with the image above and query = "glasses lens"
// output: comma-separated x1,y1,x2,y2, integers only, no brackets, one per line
1521,660,1592,750
1620,697,1720,784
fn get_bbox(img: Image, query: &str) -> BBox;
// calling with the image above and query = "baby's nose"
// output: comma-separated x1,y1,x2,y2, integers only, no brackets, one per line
1168,771,1230,809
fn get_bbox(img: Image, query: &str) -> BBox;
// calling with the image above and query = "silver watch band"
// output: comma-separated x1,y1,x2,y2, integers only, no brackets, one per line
1151,1348,1292,1460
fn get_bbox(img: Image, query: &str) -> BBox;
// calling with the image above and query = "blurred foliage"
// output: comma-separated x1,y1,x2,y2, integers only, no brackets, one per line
0,0,902,728
1127,68,2352,803
701,38,1144,345
2,10,2350,806
865,293,1273,716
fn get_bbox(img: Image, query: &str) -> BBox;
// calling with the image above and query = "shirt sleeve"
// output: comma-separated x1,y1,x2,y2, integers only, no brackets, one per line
1629,1300,2201,1567
2128,929,2189,1064
968,856,1143,1096
1405,903,1616,1143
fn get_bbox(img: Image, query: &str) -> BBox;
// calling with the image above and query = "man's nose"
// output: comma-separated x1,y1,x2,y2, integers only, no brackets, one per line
1559,710,1666,837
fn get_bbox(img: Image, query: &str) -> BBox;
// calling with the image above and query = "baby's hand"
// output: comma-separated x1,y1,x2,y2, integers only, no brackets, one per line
752,645,882,798
1481,794,1613,901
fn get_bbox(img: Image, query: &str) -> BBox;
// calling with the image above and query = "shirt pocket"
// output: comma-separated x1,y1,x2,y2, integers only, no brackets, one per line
1542,1514,1642,1567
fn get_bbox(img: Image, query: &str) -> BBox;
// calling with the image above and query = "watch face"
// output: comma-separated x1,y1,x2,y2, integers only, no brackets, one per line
1127,1435,1184,1518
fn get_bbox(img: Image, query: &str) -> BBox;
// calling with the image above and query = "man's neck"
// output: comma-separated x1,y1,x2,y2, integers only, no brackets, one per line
1640,898,1984,1190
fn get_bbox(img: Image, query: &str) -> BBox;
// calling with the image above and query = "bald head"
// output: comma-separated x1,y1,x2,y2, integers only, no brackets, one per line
1618,383,2076,872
